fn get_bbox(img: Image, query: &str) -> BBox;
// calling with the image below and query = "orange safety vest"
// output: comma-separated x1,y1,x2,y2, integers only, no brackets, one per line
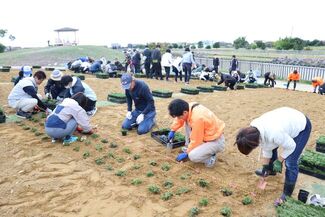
288,72,300,81
312,77,324,87
170,102,225,153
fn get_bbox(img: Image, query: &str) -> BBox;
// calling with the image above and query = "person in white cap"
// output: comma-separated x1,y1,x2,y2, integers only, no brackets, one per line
14,66,32,86
120,73,156,135
44,69,66,100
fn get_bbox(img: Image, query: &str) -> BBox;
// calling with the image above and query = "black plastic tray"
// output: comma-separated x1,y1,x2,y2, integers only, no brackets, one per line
151,130,185,149
299,167,325,180
316,143,325,153
108,97,126,104
197,86,214,92
211,85,227,91
180,88,199,95
152,91,173,98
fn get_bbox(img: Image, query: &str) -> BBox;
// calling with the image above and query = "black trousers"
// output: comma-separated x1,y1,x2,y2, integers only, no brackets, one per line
182,63,192,83
152,62,162,80
172,66,182,82
144,61,151,78
164,66,171,80
287,80,297,90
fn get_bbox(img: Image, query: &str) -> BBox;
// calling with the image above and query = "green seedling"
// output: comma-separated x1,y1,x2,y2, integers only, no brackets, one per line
95,144,103,152
110,142,118,148
95,157,105,165
106,164,113,171
148,184,160,194
132,164,141,170
73,146,80,152
40,112,47,119
220,207,232,217
35,132,43,136
123,147,132,154
39,122,44,127
91,133,100,139
131,178,143,185
161,192,173,201
198,179,209,188
83,151,90,159
161,163,171,171
146,170,154,177
221,188,233,196
149,160,157,166
180,172,191,180
163,180,173,189
176,187,191,195
199,198,209,207
189,207,200,217
101,138,108,143
107,151,116,159
85,140,91,146
242,196,253,205
133,154,141,160
116,157,125,163
121,129,127,136
115,170,127,177
41,136,50,140
31,127,37,132
32,118,39,123
23,126,30,130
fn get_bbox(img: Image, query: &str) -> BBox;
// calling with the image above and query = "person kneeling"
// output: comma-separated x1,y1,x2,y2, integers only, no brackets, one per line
167,99,225,168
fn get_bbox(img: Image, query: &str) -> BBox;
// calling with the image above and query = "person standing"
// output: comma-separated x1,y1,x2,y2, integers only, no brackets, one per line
286,69,300,90
131,49,141,74
213,57,219,74
234,107,312,206
182,48,196,84
161,49,173,81
229,55,238,75
120,73,156,135
167,99,225,167
151,44,162,80
143,45,152,78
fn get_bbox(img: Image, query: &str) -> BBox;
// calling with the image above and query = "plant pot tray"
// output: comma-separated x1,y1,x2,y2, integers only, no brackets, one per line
299,167,325,180
152,90,173,98
107,93,126,104
180,88,199,95
151,129,185,149
211,85,227,91
197,86,214,92
316,136,325,153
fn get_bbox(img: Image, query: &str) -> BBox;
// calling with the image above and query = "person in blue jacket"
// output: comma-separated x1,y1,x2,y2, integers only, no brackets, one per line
61,75,97,116
120,73,156,135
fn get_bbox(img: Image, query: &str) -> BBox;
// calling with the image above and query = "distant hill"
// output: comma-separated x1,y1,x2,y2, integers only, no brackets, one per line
0,45,124,67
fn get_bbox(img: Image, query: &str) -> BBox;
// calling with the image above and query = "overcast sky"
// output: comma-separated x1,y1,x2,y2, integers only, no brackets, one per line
0,0,324,47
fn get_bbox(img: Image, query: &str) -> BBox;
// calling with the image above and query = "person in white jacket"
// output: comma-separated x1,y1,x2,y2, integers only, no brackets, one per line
172,56,183,82
161,49,173,81
234,107,312,206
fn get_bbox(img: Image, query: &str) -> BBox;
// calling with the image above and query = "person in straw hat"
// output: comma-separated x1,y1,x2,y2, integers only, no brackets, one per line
44,69,66,100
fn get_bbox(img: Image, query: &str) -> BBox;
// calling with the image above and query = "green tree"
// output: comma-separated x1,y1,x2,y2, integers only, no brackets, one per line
213,42,220,48
233,37,249,49
255,40,266,50
179,45,183,49
172,43,179,49
190,45,196,49
274,37,305,50
0,43,5,53
197,41,204,48
205,45,211,49
0,29,7,37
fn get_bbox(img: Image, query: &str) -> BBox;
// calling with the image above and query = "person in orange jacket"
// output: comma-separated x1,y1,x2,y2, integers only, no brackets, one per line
167,99,225,167
311,77,324,93
286,70,300,90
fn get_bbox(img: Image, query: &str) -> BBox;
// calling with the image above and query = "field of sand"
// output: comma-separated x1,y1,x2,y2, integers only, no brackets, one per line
0,69,324,217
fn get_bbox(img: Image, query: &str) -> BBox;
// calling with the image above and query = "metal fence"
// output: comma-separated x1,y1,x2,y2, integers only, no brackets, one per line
195,57,325,80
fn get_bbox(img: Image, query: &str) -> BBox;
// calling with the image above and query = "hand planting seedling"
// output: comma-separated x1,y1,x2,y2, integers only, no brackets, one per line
115,170,127,177
149,160,157,166
221,188,233,196
106,164,113,171
101,138,108,143
95,144,103,152
198,179,209,188
199,198,209,207
131,178,143,186
220,206,232,217
161,192,173,201
109,142,118,148
95,157,105,165
83,151,90,159
132,164,141,170
146,170,154,177
163,180,173,189
242,196,253,205
123,147,132,154
121,129,127,136
176,187,191,195
161,163,171,171
91,133,100,139
148,184,160,194
189,207,200,217
133,154,141,160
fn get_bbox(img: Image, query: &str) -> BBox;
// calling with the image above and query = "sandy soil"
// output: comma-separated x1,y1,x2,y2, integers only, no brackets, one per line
0,70,324,217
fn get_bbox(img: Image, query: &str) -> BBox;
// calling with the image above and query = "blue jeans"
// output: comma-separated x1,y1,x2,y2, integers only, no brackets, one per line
45,119,78,140
122,110,156,135
182,63,192,83
269,117,312,185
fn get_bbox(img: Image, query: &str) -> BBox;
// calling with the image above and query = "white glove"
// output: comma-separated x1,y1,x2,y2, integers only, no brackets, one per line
45,92,52,99
136,114,144,124
46,108,53,115
126,111,132,120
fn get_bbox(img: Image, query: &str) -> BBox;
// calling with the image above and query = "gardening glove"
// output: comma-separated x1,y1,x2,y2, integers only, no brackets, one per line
176,153,188,162
45,92,52,99
136,114,144,124
167,131,175,141
46,108,52,115
261,164,270,177
273,160,283,173
126,111,132,120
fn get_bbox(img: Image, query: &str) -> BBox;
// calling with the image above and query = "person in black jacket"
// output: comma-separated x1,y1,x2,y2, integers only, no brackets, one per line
264,72,276,87
217,73,237,90
143,45,152,78
213,57,219,74
131,49,141,74
229,55,238,74
44,69,66,100
151,44,162,80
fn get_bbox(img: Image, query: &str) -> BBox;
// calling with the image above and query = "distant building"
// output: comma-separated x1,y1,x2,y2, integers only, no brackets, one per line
111,43,121,49
54,27,79,46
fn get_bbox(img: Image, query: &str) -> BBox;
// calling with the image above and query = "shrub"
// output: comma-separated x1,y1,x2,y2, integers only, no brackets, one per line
220,207,232,217
242,196,253,205
198,179,209,188
199,198,209,206
161,163,171,171
161,192,173,201
131,178,143,185
189,207,200,217
148,184,160,194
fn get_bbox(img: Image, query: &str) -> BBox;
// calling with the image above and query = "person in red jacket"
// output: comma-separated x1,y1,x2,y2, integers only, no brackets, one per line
167,99,225,167
286,70,300,90
311,77,324,93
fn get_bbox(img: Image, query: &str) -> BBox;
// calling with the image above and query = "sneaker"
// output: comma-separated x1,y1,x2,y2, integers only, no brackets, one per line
87,107,97,117
16,110,32,119
63,136,78,145
204,154,217,168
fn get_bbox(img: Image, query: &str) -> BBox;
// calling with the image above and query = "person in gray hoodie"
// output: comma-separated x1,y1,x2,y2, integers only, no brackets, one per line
45,92,94,144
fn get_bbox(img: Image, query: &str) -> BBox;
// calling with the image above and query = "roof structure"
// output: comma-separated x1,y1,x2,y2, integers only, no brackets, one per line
54,27,79,32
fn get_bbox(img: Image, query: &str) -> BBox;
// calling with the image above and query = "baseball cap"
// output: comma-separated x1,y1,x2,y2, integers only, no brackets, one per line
121,73,133,90
22,66,32,77
50,69,63,81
